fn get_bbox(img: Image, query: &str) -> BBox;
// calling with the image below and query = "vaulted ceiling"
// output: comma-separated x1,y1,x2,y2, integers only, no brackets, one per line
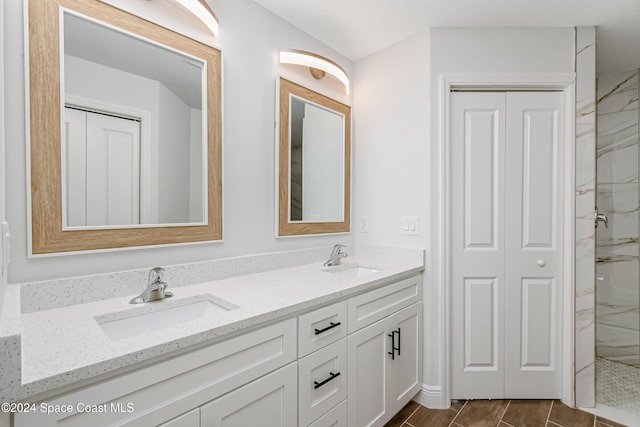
253,0,640,76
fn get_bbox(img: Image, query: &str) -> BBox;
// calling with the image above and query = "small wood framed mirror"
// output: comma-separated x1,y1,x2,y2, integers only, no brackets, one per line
277,78,351,237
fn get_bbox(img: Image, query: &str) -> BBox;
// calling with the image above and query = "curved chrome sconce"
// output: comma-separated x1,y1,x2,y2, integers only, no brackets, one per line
279,50,350,94
174,0,219,36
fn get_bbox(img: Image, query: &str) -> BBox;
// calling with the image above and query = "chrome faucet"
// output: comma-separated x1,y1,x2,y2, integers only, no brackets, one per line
130,267,174,304
324,244,347,266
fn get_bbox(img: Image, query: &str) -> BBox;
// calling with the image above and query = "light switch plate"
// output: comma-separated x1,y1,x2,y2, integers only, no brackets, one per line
401,216,419,235
359,216,368,233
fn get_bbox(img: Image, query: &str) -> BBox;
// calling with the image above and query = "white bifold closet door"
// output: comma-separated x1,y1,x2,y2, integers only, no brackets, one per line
65,107,141,227
450,91,564,399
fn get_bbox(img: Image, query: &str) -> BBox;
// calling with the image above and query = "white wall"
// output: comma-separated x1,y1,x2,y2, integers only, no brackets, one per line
65,55,160,115
352,30,431,248
353,27,575,408
4,0,352,283
158,83,191,223
431,28,574,75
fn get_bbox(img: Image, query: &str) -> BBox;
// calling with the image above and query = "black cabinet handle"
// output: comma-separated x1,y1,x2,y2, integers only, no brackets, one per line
388,331,396,360
314,372,341,389
388,328,401,359
314,321,341,335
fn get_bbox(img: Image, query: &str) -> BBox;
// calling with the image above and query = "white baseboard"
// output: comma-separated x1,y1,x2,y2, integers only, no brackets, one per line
413,384,448,409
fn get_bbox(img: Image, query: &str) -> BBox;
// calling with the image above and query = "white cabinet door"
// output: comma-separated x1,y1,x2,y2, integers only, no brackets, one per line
158,408,199,427
347,302,422,427
200,363,298,427
347,316,389,427
450,91,564,399
387,303,422,413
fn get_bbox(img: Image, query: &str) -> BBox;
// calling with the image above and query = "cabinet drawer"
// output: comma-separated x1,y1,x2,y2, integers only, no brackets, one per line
298,339,347,427
347,275,421,333
298,301,347,357
308,400,347,427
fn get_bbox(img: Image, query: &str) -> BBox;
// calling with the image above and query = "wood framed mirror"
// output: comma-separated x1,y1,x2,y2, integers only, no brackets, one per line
277,78,351,237
28,0,222,254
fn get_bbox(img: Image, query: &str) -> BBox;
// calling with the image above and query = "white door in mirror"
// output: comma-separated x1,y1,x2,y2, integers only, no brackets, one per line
65,107,141,227
300,102,344,222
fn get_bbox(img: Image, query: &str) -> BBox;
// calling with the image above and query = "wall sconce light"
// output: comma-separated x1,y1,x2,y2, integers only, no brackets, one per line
174,0,219,36
279,50,350,94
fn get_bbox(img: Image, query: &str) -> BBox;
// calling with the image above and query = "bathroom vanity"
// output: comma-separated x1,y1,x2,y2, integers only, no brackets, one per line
3,248,423,427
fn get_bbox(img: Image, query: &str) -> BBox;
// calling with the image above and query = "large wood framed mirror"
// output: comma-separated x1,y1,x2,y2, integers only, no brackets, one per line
277,78,351,236
28,0,222,254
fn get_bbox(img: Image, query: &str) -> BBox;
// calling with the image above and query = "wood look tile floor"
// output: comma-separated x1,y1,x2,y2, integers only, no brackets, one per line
384,400,632,427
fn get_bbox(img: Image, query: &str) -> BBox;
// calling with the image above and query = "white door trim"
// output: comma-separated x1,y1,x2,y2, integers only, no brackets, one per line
432,73,576,408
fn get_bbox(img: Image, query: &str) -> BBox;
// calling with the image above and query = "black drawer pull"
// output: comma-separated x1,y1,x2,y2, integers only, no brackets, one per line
314,372,341,389
388,328,401,360
314,321,341,335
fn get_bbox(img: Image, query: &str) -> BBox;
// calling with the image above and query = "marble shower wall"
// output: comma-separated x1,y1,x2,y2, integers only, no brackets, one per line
596,68,640,368
575,27,597,408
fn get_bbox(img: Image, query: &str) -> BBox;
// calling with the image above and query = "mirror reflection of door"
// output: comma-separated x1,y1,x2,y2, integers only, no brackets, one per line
62,10,206,228
64,107,142,227
289,97,345,223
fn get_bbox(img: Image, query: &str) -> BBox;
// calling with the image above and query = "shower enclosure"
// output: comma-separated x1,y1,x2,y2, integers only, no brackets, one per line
595,68,640,417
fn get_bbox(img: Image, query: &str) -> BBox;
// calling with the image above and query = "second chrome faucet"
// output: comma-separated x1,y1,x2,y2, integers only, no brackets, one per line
324,244,347,266
130,267,174,304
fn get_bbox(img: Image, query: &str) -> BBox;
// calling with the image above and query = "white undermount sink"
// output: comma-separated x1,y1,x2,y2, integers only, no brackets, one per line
95,295,239,341
324,264,382,278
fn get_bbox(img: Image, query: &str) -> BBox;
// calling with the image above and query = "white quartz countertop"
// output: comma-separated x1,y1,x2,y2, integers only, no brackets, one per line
8,257,423,402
